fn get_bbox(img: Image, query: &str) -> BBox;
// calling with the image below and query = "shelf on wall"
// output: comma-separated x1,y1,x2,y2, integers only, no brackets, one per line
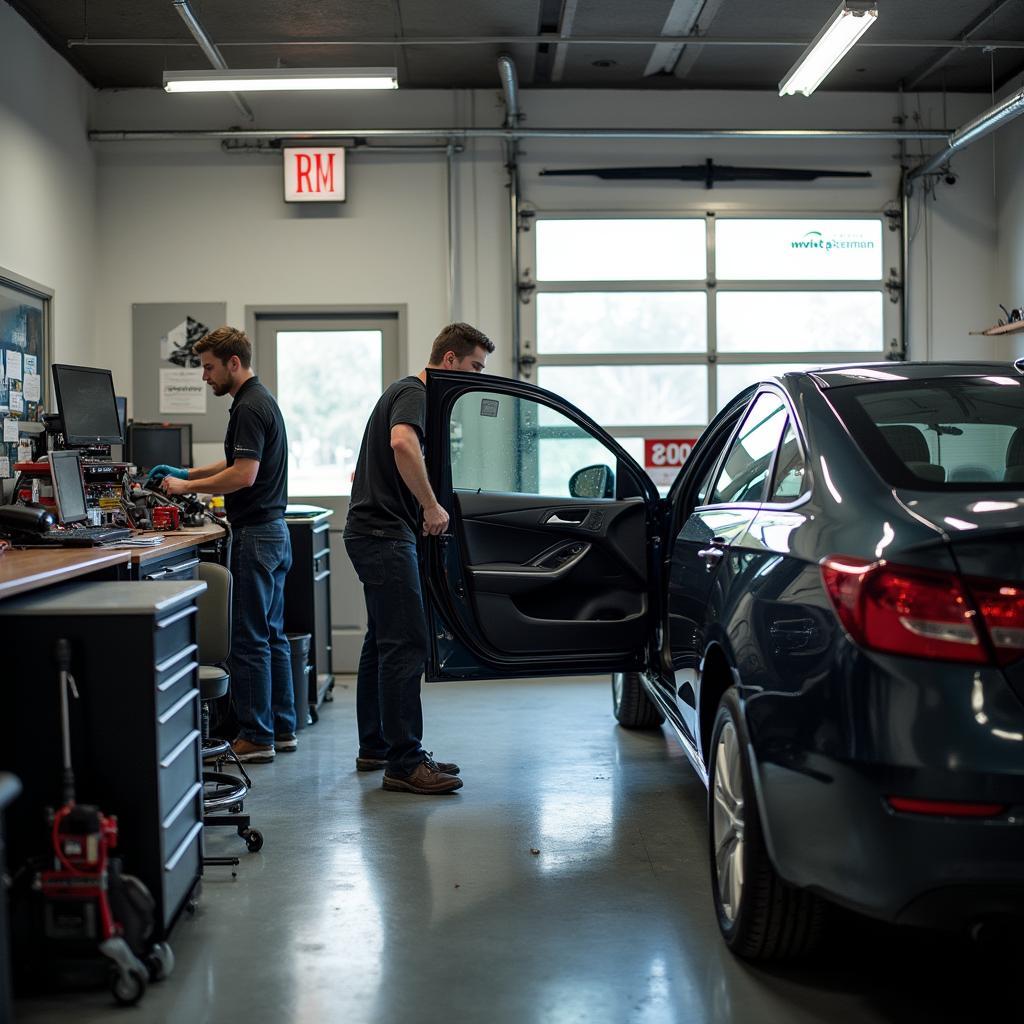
970,321,1024,336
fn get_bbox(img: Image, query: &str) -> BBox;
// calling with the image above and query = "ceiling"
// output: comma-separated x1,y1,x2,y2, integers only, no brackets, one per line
10,0,1024,93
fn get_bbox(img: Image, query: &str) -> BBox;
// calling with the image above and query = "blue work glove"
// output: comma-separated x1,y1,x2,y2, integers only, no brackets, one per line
146,464,188,485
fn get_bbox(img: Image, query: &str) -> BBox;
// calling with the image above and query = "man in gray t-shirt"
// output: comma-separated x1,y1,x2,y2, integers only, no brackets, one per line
343,323,494,795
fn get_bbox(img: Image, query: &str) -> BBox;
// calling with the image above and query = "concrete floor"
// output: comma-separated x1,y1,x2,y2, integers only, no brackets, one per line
13,675,1020,1024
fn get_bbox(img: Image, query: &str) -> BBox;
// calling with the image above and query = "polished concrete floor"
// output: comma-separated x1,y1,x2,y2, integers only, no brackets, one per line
13,675,1020,1024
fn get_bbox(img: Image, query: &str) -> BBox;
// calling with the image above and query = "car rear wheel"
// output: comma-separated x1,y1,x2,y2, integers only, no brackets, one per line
708,688,825,961
611,672,665,729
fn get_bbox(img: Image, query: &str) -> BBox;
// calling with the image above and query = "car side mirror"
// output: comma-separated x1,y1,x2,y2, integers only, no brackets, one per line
569,464,614,499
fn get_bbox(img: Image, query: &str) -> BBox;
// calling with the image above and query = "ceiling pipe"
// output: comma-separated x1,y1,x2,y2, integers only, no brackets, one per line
908,83,1024,179
89,127,947,142
68,34,1024,51
497,55,521,129
170,0,253,122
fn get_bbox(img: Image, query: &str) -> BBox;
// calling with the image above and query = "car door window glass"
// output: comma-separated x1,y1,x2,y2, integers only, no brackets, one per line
769,419,809,502
450,390,620,497
709,393,788,505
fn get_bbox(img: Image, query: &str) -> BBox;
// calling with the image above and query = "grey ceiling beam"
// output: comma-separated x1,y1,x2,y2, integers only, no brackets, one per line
90,127,948,142
67,35,1024,51
672,0,729,80
905,0,1017,90
170,0,253,122
551,0,580,83
644,0,704,77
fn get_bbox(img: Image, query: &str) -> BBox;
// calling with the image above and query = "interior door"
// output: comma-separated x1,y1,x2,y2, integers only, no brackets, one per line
255,312,400,671
422,370,659,681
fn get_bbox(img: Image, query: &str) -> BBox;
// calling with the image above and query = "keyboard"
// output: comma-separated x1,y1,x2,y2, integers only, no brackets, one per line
33,526,135,547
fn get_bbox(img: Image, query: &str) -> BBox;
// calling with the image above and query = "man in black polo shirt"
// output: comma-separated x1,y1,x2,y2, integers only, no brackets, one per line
344,322,493,795
155,325,294,764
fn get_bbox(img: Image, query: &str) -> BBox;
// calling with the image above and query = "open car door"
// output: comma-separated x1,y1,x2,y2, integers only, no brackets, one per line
422,370,661,681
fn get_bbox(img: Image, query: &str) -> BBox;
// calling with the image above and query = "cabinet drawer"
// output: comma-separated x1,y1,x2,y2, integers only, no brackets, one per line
163,822,203,931
162,780,202,863
154,605,197,663
157,689,199,761
159,728,201,812
155,644,199,715
142,555,200,582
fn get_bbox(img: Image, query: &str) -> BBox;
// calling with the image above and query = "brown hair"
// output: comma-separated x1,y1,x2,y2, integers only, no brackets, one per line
193,326,252,369
429,322,495,365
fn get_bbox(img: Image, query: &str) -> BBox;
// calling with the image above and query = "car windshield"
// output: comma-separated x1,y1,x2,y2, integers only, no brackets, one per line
827,376,1024,490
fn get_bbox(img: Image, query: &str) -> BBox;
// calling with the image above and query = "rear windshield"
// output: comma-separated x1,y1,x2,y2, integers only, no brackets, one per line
827,377,1024,490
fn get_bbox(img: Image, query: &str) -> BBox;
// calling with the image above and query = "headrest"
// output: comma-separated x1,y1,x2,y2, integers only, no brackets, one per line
880,424,930,464
1006,427,1024,468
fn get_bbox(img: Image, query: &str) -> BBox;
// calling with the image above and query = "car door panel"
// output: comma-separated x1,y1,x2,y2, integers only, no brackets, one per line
423,370,659,680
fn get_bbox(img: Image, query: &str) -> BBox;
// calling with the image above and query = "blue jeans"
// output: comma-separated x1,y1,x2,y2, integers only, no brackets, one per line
344,532,426,776
229,519,295,746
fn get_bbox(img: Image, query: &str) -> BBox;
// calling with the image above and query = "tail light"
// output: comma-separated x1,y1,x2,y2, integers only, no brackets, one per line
887,796,1007,818
821,557,1024,666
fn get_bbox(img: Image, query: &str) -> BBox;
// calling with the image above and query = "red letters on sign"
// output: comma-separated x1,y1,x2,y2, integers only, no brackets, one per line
295,152,335,194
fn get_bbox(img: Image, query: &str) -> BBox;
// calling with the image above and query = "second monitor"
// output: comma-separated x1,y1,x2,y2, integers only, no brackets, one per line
126,423,193,475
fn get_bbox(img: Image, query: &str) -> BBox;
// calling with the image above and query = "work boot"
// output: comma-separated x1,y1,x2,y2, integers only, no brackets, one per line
274,732,298,753
231,738,275,763
358,751,460,775
382,760,463,794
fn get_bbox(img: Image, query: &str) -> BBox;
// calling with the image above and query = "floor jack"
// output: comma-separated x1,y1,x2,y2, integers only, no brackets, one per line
35,638,174,1006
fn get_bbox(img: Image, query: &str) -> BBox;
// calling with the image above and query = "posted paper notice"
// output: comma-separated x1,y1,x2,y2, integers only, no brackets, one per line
3,418,18,443
159,368,206,414
5,351,21,381
23,374,40,403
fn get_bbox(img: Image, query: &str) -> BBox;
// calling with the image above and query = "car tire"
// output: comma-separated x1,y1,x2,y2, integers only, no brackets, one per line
611,671,664,729
708,687,825,961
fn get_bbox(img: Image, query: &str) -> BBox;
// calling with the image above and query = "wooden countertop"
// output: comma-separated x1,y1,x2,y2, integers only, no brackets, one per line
129,522,226,565
0,547,131,600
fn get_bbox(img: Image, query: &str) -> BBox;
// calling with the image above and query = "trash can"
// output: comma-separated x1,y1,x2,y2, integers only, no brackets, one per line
286,633,312,730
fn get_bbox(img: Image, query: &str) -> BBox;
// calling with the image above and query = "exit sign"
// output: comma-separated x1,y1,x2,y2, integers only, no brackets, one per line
283,147,346,202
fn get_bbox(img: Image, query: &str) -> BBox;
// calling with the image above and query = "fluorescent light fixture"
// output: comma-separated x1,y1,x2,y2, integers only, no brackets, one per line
164,67,398,93
779,2,878,97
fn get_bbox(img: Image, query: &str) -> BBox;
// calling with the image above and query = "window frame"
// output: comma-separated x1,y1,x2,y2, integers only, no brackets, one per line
524,210,897,456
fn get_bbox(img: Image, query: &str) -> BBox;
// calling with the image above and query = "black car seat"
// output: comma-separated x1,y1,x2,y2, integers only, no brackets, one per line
879,424,946,483
1004,427,1024,482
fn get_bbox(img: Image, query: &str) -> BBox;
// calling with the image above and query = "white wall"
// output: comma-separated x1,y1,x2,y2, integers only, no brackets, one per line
0,2,97,367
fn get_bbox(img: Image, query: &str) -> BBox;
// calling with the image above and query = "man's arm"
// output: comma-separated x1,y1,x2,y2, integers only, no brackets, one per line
390,424,449,536
162,458,258,497
189,459,228,480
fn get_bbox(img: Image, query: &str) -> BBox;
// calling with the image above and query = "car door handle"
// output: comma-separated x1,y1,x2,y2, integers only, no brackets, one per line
697,546,725,571
546,513,587,526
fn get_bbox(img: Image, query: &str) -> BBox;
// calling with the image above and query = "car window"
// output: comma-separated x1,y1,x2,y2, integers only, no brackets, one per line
828,379,1024,490
449,389,629,498
709,392,788,505
769,418,808,502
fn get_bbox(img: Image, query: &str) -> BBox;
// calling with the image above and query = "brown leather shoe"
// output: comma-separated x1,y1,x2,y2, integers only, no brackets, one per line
382,760,463,794
231,738,275,764
358,752,461,775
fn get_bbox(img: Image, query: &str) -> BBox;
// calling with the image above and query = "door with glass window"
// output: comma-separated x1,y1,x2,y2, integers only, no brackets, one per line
256,313,400,671
421,370,660,681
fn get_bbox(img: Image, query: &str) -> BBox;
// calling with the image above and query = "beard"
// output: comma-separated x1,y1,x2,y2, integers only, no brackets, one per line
211,381,230,396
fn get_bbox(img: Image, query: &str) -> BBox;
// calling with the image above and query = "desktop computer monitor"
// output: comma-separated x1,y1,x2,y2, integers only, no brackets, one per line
126,423,193,475
51,364,122,446
50,449,89,525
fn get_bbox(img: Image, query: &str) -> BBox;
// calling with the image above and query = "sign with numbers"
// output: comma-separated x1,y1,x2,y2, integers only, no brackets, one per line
644,438,698,487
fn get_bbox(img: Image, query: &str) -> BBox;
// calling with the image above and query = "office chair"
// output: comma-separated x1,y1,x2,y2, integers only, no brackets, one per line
196,562,264,861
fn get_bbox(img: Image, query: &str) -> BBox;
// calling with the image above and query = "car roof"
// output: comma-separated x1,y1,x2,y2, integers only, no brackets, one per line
799,361,1023,389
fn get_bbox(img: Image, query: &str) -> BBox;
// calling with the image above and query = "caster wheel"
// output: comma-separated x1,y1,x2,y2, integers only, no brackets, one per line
243,828,264,853
146,942,175,983
228,803,243,814
110,965,147,1006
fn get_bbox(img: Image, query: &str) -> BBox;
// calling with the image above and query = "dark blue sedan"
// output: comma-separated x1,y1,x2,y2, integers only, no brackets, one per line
421,362,1024,960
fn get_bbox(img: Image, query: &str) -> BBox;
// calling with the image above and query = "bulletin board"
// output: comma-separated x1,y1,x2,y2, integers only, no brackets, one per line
0,268,51,487
132,302,228,444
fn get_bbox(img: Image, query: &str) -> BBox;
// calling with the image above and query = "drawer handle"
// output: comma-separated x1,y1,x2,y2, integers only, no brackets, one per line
161,729,201,769
145,558,200,580
155,643,198,675
313,569,331,583
158,689,198,726
157,661,197,693
164,821,203,872
156,605,198,630
162,782,203,830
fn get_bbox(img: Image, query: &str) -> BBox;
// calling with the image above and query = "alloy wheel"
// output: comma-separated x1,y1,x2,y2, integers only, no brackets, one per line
712,720,746,923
